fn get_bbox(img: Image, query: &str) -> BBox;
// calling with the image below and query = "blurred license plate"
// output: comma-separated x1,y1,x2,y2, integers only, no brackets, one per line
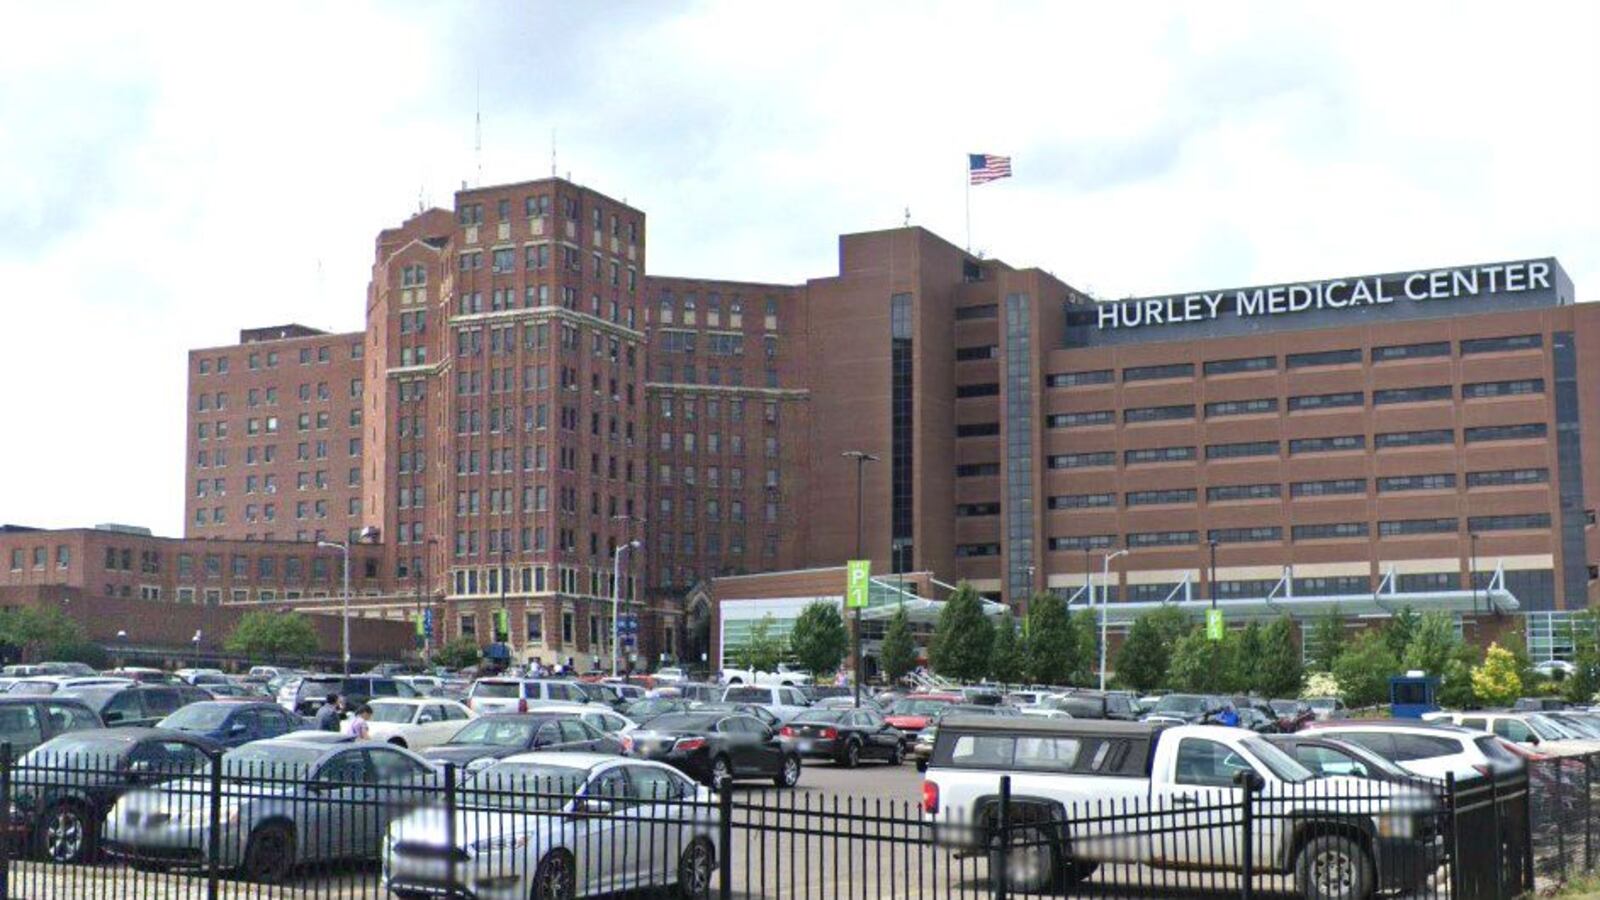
797,740,813,753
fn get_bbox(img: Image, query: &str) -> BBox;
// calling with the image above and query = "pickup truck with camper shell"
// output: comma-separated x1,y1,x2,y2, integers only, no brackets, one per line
920,718,1440,900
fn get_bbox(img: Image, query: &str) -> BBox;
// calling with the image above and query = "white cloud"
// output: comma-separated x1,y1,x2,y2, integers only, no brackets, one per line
1,0,1596,534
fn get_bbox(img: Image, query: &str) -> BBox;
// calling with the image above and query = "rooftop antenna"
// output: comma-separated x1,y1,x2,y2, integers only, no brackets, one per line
474,71,483,186
551,128,558,178
903,206,911,227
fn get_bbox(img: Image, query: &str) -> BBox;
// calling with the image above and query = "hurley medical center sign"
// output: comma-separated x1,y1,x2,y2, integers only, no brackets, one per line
1096,260,1555,331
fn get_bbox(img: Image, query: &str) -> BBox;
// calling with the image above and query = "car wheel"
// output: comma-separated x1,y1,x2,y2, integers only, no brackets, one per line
1295,834,1374,900
388,736,408,748
887,742,903,766
774,754,801,788
242,823,295,884
532,848,577,900
38,802,93,863
990,825,1092,894
709,755,734,787
840,741,860,769
676,836,715,898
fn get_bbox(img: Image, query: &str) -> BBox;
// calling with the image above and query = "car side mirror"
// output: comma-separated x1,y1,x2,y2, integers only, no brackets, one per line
228,723,248,735
915,759,929,774
581,798,614,816
418,715,436,724
1233,770,1265,791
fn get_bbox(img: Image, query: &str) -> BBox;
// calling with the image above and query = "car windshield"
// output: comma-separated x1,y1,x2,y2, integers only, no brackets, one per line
889,699,952,716
1526,714,1578,740
449,718,536,747
370,704,417,724
794,711,849,724
1242,737,1314,783
1268,701,1300,715
1553,715,1600,739
218,745,324,778
1153,695,1207,715
160,704,234,731
472,682,523,699
1307,698,1338,710
464,764,587,811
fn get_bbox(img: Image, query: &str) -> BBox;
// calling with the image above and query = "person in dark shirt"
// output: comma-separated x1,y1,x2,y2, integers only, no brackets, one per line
314,694,342,731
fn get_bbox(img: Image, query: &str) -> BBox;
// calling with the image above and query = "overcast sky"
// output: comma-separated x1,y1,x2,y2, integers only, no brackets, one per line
3,1,1597,537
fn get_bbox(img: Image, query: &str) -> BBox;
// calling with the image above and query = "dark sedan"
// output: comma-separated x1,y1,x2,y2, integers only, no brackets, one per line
688,701,783,730
0,697,102,756
1266,734,1433,785
625,711,801,788
155,701,304,748
419,713,619,766
780,708,903,767
11,728,219,862
622,698,694,723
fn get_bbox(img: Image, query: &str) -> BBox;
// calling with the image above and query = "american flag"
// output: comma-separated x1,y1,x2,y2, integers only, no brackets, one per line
969,153,1012,185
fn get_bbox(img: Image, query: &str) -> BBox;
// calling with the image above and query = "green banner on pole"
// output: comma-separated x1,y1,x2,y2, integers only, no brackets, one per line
846,560,871,609
1206,608,1224,641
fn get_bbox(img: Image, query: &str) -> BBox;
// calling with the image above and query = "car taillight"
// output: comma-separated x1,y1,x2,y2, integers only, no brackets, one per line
921,780,939,814
619,735,635,753
778,726,794,738
675,737,707,751
821,728,839,740
1472,764,1490,777
518,698,528,713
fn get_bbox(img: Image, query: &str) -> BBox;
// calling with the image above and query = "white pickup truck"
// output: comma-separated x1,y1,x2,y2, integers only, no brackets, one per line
718,664,812,687
921,718,1441,900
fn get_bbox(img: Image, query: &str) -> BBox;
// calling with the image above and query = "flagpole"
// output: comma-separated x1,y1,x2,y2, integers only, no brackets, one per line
964,159,971,252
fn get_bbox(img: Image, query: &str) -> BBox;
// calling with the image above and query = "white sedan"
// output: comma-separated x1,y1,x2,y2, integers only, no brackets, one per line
367,698,476,749
385,753,718,899
524,701,639,737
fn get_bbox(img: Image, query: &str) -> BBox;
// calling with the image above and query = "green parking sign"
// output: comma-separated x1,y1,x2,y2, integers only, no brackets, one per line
846,560,871,608
1206,608,1225,641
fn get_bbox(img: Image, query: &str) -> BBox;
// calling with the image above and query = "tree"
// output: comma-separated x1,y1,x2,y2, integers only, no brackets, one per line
1384,607,1421,661
1166,628,1240,694
432,637,482,670
1472,642,1523,707
1235,621,1265,692
1116,612,1177,692
731,614,785,674
1402,612,1461,678
1024,591,1080,686
0,607,88,663
1255,616,1304,697
789,602,849,677
1438,644,1482,709
990,615,1025,684
928,584,993,683
1307,607,1346,673
1069,607,1099,686
879,605,918,684
1565,611,1600,704
1331,630,1401,707
224,611,319,664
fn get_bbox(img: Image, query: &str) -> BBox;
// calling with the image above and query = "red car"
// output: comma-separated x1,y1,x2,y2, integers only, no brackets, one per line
883,693,961,743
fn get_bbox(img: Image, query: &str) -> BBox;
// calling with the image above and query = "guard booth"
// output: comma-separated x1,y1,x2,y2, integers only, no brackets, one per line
1389,673,1439,719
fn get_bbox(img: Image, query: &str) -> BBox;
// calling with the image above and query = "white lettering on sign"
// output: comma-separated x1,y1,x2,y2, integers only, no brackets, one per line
1095,260,1554,331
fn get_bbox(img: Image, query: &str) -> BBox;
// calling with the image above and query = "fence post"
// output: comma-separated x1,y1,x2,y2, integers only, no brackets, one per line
994,775,1011,900
0,742,12,900
1587,755,1595,873
1558,757,1569,881
1445,772,1463,899
443,763,458,895
206,748,222,900
718,777,733,900
1237,770,1256,900
1522,767,1536,893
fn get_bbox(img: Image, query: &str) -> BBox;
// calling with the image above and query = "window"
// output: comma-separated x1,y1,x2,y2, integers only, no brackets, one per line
1205,398,1277,418
1174,739,1257,788
1204,356,1276,376
1372,341,1450,362
1206,440,1278,460
1467,514,1552,532
1289,435,1364,454
1124,404,1194,423
1048,452,1114,469
1207,483,1279,502
1460,334,1541,355
956,502,1002,517
1464,423,1546,442
1377,473,1456,492
1124,446,1195,465
1380,518,1458,536
1127,530,1198,547
1463,378,1545,399
1290,478,1365,497
1467,468,1549,488
1125,489,1196,507
955,345,997,361
1208,527,1282,544
1286,348,1361,368
1047,411,1113,428
1046,370,1113,388
1373,385,1452,405
953,304,997,320
954,543,1001,558
1289,392,1362,411
1048,493,1115,510
1049,535,1115,551
1376,429,1453,449
956,422,1000,437
1122,363,1193,382
955,383,999,399
1292,522,1368,540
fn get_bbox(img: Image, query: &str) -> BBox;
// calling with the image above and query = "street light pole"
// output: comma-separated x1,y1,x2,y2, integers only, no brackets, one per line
842,450,879,708
1207,539,1218,608
1099,549,1129,691
1470,532,1480,615
317,540,351,676
612,540,642,677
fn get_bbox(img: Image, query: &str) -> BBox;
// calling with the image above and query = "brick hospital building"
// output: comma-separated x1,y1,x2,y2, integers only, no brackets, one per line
170,173,1600,669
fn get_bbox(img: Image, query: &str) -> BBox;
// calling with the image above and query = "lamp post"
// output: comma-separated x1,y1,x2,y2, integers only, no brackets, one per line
842,450,879,708
116,629,128,668
1099,549,1129,691
1470,532,1480,615
317,540,351,676
612,540,642,676
1207,539,1219,608
191,629,202,670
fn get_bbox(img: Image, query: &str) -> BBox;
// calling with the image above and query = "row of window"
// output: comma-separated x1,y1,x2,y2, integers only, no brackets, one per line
1046,423,1548,469
1034,469,1549,512
194,342,363,376
656,293,781,330
1047,513,1552,552
1047,334,1545,388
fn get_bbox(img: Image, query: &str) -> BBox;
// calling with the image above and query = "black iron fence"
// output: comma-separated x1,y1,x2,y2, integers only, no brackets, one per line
0,742,1550,899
